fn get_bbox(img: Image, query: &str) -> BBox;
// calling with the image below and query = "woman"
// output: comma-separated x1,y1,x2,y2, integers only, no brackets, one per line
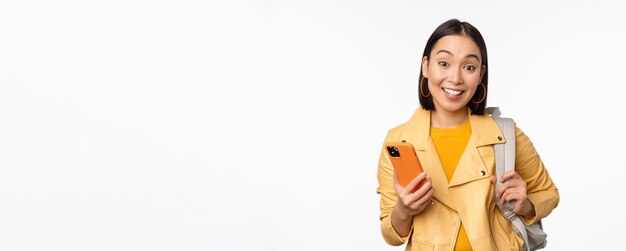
376,19,559,250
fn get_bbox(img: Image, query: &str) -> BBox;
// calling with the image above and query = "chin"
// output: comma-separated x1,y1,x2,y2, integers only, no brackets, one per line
439,103,468,113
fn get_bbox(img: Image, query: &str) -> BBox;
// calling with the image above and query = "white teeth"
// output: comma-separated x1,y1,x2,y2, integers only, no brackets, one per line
443,88,462,96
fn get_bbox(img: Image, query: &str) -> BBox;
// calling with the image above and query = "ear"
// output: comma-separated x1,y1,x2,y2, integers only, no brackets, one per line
421,56,429,78
480,64,486,80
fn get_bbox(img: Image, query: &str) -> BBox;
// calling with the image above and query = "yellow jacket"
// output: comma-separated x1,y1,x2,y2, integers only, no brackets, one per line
377,107,559,250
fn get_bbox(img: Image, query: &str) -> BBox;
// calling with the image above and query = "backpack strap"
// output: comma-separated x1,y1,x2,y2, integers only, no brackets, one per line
489,107,532,251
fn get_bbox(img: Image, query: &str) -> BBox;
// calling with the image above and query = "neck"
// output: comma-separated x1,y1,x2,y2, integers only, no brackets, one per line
431,108,469,128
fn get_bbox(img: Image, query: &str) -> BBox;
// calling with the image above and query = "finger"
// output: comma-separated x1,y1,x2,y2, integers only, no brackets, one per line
507,192,519,204
408,187,434,212
499,190,508,204
499,170,520,183
411,200,431,214
393,172,404,194
500,191,514,205
500,187,519,204
502,190,523,205
490,175,496,184
406,172,427,193
412,186,435,208
496,178,521,199
510,190,528,202
496,183,511,199
513,202,523,214
495,183,504,199
513,198,529,214
406,178,433,204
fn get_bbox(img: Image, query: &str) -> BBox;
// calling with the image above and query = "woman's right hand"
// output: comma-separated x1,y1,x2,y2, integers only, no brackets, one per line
392,172,435,220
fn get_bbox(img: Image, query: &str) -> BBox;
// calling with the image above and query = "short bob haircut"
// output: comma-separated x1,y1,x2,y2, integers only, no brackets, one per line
418,19,489,115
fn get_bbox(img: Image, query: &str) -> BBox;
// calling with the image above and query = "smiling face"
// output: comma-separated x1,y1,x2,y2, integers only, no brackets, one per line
422,35,486,116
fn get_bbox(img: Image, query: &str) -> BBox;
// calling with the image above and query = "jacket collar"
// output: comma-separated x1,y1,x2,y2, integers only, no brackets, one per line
398,107,505,209
401,107,505,150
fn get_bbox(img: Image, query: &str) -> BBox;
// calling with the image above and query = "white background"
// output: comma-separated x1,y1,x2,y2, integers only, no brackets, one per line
1,1,625,250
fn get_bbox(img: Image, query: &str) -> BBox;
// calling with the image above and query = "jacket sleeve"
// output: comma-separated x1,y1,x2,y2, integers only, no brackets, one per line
376,129,412,246
514,126,560,225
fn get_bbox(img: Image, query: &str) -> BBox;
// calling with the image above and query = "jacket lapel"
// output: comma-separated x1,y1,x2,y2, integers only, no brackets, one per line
399,108,456,210
421,141,457,209
398,107,506,209
448,111,505,187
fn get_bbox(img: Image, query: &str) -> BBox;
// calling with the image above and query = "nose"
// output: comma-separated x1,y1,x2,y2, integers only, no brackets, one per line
448,67,462,84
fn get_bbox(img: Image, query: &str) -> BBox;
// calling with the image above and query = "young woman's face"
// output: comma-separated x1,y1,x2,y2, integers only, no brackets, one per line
422,35,485,114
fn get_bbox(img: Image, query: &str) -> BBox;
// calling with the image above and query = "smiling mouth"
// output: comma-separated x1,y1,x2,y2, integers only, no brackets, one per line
443,88,463,96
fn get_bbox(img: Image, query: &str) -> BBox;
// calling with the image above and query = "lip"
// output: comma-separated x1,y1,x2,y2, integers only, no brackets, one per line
442,87,464,101
442,87,464,92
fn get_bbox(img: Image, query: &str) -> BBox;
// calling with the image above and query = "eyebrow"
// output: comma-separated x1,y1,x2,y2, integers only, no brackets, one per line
435,50,480,62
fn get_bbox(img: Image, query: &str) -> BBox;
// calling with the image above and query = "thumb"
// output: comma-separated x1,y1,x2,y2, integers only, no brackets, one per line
490,175,496,184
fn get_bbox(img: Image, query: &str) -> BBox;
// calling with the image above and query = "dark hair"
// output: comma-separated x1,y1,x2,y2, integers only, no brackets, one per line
418,19,489,115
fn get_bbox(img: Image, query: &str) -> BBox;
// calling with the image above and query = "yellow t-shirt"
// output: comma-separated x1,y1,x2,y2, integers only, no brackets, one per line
430,120,472,251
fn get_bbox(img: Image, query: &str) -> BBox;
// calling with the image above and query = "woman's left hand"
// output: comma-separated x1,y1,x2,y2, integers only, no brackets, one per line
491,171,536,218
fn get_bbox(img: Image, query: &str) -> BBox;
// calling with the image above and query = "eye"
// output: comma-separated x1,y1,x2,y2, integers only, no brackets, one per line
438,61,449,67
464,65,476,71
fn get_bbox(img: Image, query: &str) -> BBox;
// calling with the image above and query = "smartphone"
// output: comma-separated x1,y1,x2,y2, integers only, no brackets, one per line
385,142,425,192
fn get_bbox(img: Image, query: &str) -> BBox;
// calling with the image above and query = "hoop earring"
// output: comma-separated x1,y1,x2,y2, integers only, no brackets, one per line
420,77,430,98
471,82,486,104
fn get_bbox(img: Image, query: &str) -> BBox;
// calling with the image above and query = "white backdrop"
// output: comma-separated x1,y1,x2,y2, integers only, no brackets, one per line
1,1,625,250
